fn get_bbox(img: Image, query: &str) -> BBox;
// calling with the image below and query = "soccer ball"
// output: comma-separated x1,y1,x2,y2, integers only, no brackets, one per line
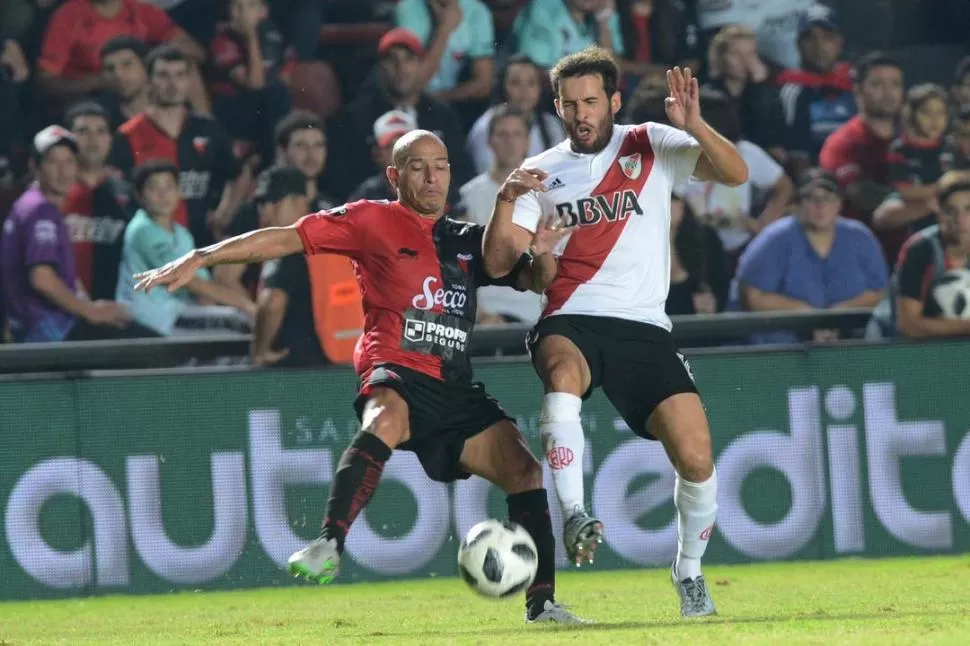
932,269,970,319
457,519,538,599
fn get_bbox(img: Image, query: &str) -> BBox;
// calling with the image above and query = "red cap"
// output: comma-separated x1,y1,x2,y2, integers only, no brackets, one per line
378,28,423,58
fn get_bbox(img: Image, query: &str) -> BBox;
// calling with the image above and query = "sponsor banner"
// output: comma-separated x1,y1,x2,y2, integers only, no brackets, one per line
2,341,970,600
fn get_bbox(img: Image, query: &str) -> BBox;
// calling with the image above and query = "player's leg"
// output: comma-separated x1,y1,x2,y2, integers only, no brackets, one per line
532,327,604,566
458,418,586,625
288,386,410,583
647,392,718,617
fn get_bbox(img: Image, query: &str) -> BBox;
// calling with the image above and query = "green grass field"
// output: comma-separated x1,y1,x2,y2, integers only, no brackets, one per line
1,556,967,645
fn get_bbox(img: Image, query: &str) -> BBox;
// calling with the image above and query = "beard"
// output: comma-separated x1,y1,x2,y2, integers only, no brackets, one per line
567,112,614,155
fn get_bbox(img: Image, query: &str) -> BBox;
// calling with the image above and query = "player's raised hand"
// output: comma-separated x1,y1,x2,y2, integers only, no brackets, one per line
133,251,205,293
497,167,549,203
665,66,702,134
530,214,576,256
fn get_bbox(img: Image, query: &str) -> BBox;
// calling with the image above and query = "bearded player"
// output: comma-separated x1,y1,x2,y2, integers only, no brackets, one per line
133,131,586,624
482,47,748,617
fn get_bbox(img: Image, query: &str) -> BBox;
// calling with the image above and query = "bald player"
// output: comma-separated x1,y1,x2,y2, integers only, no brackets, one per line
133,131,585,624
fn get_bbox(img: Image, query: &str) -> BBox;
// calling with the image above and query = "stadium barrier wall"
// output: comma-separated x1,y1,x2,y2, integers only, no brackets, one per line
2,340,970,600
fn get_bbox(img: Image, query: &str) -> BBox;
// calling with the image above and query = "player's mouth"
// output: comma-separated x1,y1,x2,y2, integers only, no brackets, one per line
575,124,594,142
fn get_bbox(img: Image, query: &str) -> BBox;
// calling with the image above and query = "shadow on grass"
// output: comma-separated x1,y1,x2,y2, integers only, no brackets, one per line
362,608,965,639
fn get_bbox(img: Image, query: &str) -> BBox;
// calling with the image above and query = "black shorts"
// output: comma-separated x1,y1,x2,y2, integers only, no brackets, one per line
527,314,699,440
353,364,512,483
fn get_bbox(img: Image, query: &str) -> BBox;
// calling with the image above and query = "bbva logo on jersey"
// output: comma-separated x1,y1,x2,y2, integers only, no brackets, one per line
554,189,644,227
618,153,642,180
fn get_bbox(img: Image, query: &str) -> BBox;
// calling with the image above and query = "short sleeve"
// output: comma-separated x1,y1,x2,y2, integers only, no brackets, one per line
819,134,862,188
855,227,890,290
24,209,65,267
514,13,557,69
647,123,702,187
895,235,932,301
37,7,74,76
468,3,496,58
138,3,182,43
739,141,784,189
295,202,368,258
736,226,787,294
511,191,542,234
466,224,528,290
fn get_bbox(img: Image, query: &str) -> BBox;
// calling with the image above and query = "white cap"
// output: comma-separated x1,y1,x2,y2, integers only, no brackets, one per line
373,109,417,148
33,125,78,159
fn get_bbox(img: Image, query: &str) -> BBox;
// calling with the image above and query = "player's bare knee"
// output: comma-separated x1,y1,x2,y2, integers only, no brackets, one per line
677,450,714,482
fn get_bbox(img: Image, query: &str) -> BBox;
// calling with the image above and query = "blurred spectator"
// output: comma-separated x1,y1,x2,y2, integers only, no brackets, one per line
109,45,247,247
349,110,418,202
322,29,472,204
666,191,731,316
941,108,970,173
63,101,135,300
887,171,970,338
1,126,155,342
777,5,855,174
732,169,888,345
881,84,950,236
271,111,335,212
36,0,207,110
115,159,255,335
458,105,543,325
692,0,814,71
819,51,904,261
395,0,495,104
616,0,700,90
1,38,30,186
512,0,625,70
209,0,295,165
466,55,566,174
704,25,787,162
676,89,794,256
98,36,151,129
216,165,317,301
251,172,328,368
951,57,970,116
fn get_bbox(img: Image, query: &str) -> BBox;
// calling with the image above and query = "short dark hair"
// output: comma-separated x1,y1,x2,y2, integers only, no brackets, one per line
938,172,970,207
64,101,109,131
145,44,189,76
487,104,530,139
852,51,902,85
623,87,668,126
253,166,307,205
274,110,325,149
100,35,149,63
549,46,619,98
133,159,179,195
903,83,949,129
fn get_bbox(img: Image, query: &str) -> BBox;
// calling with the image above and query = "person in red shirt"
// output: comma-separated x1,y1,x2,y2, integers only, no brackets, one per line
132,130,586,625
37,0,206,109
819,51,905,261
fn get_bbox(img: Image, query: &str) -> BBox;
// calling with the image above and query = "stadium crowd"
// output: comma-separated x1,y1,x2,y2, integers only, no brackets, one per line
2,0,970,366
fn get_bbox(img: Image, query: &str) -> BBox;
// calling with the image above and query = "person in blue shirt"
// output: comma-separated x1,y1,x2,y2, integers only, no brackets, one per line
513,0,624,70
732,168,889,345
116,159,256,335
394,0,495,102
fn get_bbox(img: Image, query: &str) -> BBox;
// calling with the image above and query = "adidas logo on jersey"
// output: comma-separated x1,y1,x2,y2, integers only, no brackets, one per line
547,177,565,190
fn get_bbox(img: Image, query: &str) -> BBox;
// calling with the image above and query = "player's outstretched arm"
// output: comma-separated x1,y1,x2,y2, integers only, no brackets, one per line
665,67,748,187
133,226,304,294
483,168,548,277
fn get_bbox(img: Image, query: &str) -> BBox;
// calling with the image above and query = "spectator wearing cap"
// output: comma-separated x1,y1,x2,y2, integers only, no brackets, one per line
1,126,156,342
99,36,151,130
322,28,472,205
511,0,625,70
731,169,889,345
36,0,207,110
820,52,905,261
466,55,566,175
458,105,543,325
215,165,312,302
349,110,418,202
777,4,855,175
116,159,256,336
394,0,495,104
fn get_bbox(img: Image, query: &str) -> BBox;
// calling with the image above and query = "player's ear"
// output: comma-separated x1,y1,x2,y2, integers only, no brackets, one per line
553,98,563,119
386,166,399,190
610,91,622,117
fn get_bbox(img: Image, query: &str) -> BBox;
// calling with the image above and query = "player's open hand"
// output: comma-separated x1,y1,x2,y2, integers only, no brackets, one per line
530,213,577,256
498,168,549,203
133,251,205,293
665,66,702,134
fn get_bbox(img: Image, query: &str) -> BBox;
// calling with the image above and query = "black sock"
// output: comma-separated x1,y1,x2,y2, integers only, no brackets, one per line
321,432,392,552
507,489,556,617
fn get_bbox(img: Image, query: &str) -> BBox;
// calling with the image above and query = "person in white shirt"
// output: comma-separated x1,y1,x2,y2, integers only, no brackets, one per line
482,46,747,618
459,105,543,324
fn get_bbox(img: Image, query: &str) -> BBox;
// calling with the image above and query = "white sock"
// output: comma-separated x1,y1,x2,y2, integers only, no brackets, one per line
539,392,586,517
674,467,718,581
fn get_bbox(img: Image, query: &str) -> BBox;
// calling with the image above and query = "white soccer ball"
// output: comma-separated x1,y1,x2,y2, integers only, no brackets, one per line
457,519,538,599
932,269,970,319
